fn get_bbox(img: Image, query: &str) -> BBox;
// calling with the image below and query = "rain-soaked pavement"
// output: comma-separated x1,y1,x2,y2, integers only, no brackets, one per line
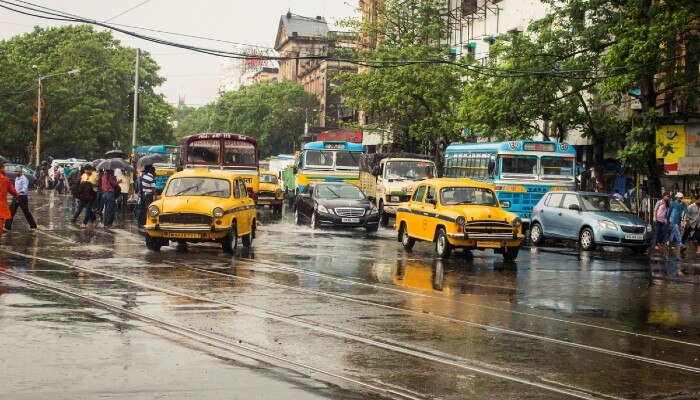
1,192,700,399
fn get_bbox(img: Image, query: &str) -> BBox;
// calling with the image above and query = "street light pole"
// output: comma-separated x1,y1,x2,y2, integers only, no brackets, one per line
32,66,80,167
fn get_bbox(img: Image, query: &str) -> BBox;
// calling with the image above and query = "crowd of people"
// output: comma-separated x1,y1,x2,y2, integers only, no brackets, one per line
0,159,158,242
652,192,700,254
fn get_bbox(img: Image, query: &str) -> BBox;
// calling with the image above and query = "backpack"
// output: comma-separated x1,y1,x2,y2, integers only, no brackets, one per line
79,181,94,201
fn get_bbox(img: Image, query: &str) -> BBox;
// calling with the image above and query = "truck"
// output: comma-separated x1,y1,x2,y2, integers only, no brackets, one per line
359,153,436,227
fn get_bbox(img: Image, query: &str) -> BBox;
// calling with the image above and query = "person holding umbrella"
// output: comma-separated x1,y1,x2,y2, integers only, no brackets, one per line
100,169,120,228
138,165,156,228
0,161,20,242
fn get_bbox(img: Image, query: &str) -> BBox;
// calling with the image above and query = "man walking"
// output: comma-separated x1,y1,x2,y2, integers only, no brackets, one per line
0,162,19,242
70,165,99,228
653,193,671,250
666,192,688,251
137,165,156,228
4,166,38,232
682,195,700,254
100,169,119,228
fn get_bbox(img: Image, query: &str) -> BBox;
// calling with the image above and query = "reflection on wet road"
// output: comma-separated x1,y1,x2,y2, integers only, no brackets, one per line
1,194,700,399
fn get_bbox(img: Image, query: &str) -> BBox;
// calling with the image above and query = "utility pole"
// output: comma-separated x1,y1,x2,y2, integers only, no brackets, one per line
35,73,42,167
131,48,140,157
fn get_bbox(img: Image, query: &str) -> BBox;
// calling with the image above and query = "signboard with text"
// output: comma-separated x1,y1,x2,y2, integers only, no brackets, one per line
678,157,700,175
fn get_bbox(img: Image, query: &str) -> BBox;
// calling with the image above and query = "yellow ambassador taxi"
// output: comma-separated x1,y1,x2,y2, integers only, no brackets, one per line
145,168,256,254
395,178,524,260
257,170,284,215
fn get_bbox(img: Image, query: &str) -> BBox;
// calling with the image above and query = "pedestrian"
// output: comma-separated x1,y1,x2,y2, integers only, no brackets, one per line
653,193,671,250
613,189,624,202
682,195,700,254
137,165,156,228
666,192,688,251
54,166,64,195
36,162,47,189
70,164,99,228
100,169,119,228
114,168,132,213
4,165,38,232
0,162,20,242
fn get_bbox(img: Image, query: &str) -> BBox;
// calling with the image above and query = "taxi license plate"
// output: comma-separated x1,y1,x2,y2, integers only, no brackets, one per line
624,234,643,241
477,241,502,248
165,232,201,239
341,218,360,223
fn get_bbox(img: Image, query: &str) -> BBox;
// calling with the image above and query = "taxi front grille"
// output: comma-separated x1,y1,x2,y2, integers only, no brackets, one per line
259,190,276,199
464,221,513,234
159,213,212,225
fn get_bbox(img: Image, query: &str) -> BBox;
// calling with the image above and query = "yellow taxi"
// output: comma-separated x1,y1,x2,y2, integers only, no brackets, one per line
145,168,256,254
257,170,284,214
395,178,524,260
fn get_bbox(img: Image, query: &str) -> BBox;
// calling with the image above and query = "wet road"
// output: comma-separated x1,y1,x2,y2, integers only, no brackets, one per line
1,193,700,399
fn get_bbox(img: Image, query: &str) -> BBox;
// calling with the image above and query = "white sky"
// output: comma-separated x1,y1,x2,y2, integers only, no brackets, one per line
0,0,358,107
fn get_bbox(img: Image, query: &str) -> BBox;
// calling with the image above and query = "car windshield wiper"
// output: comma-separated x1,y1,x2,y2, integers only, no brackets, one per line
200,190,225,196
326,188,341,198
453,201,474,205
174,185,200,196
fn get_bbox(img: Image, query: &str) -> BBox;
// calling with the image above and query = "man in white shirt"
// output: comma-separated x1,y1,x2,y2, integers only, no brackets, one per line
4,166,37,231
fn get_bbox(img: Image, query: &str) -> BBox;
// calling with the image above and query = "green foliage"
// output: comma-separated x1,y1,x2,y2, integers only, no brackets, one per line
174,80,317,157
0,25,174,164
336,0,464,153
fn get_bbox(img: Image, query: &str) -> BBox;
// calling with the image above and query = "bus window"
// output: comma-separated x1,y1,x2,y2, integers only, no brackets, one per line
540,156,574,176
501,155,538,175
187,140,220,164
336,152,360,168
224,140,256,166
305,150,333,168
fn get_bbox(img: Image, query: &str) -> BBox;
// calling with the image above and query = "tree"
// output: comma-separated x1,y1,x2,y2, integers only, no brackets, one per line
174,80,317,157
0,25,174,164
337,0,464,164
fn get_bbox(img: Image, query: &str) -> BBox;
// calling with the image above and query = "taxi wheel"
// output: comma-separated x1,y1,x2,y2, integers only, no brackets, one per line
435,228,452,259
222,226,238,254
242,224,254,247
294,209,303,225
503,246,520,261
400,223,415,250
379,202,390,227
579,227,597,251
530,223,545,246
145,234,162,252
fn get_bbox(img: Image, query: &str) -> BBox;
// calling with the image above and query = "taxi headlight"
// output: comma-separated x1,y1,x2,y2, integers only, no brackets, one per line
455,215,466,225
511,217,522,228
275,188,283,195
213,207,224,218
598,220,617,230
148,205,160,217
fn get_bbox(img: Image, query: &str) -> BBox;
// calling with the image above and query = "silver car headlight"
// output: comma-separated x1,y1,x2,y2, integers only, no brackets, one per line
598,220,617,230
369,206,379,215
511,217,522,228
213,207,224,218
317,204,331,214
647,223,652,232
148,205,160,217
455,215,466,225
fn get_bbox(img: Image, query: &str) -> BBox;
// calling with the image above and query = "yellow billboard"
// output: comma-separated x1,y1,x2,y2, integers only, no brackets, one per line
656,125,686,173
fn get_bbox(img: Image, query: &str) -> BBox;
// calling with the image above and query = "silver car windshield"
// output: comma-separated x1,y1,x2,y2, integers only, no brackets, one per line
581,195,631,213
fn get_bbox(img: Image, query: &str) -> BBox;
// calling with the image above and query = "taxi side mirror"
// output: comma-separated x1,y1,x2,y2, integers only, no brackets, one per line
427,197,437,206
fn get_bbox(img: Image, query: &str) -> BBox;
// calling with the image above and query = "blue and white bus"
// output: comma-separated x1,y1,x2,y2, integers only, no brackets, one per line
295,141,365,193
443,141,577,225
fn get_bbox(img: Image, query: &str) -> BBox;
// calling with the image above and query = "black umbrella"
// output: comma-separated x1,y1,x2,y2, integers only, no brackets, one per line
97,158,134,172
137,154,167,169
91,158,105,167
104,150,128,159
0,155,8,164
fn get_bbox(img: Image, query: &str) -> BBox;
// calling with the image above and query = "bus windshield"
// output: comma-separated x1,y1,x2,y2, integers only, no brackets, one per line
305,150,334,169
187,140,220,164
540,156,574,177
224,139,256,167
335,151,361,169
385,161,434,180
501,155,538,176
441,187,498,206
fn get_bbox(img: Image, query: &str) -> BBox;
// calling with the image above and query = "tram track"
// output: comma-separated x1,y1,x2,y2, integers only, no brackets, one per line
0,249,608,399
28,226,700,351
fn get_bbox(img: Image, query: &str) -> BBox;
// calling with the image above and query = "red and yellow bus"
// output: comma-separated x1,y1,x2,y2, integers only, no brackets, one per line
181,133,260,201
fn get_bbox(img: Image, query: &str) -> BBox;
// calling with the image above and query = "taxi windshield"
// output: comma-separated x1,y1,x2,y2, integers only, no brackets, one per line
441,187,498,206
165,177,231,198
316,184,365,199
260,174,278,184
581,195,631,213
